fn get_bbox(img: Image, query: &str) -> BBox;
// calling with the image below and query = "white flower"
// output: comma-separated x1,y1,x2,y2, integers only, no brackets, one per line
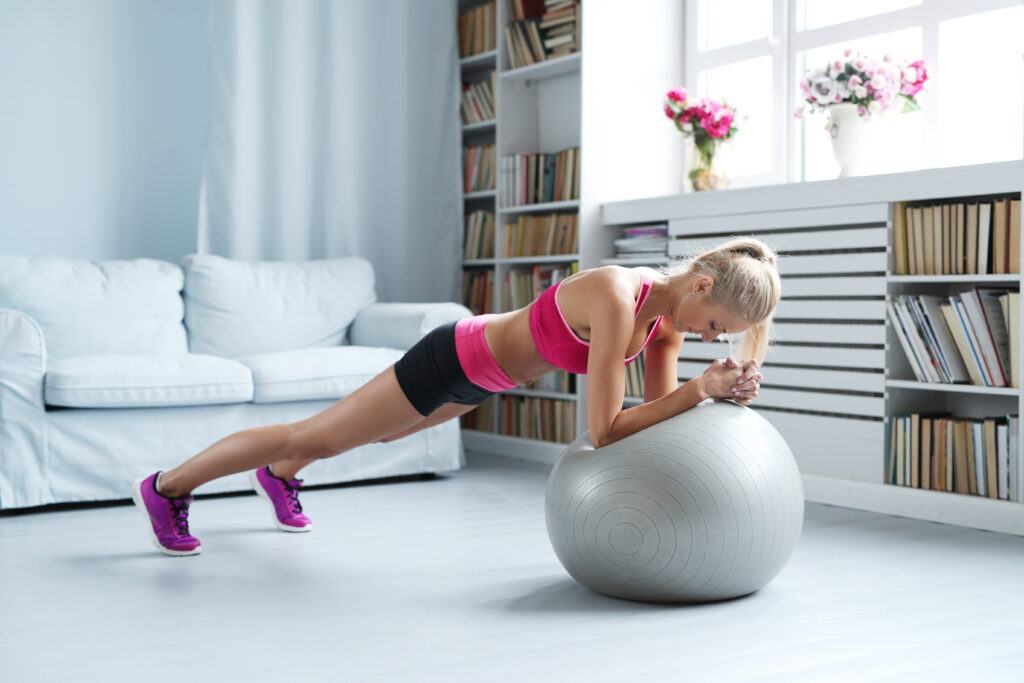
854,85,868,99
867,100,882,115
870,74,887,89
903,67,917,82
682,121,694,133
810,77,838,105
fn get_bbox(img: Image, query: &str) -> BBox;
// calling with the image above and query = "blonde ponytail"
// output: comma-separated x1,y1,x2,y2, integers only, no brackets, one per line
668,236,781,364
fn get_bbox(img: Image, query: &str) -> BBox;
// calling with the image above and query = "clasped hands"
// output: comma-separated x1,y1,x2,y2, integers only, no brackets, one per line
700,357,762,405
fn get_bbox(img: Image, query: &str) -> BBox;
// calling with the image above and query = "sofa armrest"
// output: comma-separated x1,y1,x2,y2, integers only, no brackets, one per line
349,302,473,350
0,309,48,508
0,309,46,409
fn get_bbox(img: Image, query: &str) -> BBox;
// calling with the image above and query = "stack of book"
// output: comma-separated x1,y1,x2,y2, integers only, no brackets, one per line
462,269,494,315
504,0,579,69
460,72,496,125
625,352,645,398
892,197,1021,275
613,225,669,262
504,213,578,257
457,1,497,58
503,263,578,311
886,413,1021,502
463,144,495,193
463,210,495,260
462,395,497,432
498,395,577,444
888,288,1019,387
500,147,579,206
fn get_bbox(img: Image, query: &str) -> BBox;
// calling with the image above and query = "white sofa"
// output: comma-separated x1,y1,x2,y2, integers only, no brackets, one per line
0,254,471,509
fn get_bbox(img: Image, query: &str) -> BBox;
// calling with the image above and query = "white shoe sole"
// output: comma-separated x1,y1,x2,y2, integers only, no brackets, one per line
249,470,313,533
132,478,202,557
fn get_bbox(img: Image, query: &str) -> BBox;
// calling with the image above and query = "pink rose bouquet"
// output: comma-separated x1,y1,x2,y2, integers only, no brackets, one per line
664,87,739,190
795,49,929,121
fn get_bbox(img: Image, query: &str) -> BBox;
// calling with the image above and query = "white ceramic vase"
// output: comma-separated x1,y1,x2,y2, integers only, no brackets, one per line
827,103,870,178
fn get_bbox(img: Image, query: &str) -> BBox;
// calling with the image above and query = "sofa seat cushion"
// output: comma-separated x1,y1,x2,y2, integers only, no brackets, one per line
235,346,403,404
45,354,254,408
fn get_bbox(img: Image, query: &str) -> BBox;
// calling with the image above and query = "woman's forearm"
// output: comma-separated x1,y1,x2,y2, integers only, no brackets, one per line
596,377,708,448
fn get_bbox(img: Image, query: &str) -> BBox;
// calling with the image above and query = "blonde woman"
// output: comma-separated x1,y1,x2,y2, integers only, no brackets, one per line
134,237,781,555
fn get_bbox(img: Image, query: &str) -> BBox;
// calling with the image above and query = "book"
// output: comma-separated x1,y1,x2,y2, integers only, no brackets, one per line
893,202,908,275
999,291,1019,389
993,198,1009,274
1010,199,1021,274
888,300,928,381
966,203,979,275
997,419,1008,500
958,290,1005,386
977,287,1012,386
922,206,935,275
942,203,952,274
977,202,992,274
970,420,983,496
917,295,969,383
984,418,998,499
955,203,966,275
939,302,985,386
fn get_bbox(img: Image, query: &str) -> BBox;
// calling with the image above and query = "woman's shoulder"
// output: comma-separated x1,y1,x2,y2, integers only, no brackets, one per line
564,266,639,301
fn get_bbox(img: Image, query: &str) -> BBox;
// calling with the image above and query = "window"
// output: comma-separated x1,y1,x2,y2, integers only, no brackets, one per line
686,0,1024,186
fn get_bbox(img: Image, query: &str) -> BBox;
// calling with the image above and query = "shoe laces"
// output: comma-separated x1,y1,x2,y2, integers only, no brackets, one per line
284,479,304,514
170,498,192,537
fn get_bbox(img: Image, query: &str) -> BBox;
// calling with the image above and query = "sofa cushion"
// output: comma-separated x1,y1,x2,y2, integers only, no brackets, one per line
235,346,403,403
45,354,254,408
183,254,377,358
0,256,187,361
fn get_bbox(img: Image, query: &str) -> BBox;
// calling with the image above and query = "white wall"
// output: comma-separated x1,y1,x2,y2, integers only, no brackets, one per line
0,0,209,262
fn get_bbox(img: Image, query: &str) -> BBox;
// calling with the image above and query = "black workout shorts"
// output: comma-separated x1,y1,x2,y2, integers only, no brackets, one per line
393,322,495,416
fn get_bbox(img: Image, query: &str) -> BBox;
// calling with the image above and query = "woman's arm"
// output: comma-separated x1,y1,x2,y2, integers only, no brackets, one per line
642,325,684,402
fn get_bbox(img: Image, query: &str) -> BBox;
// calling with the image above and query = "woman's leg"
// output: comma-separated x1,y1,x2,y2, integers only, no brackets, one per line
267,402,478,481
157,366,424,498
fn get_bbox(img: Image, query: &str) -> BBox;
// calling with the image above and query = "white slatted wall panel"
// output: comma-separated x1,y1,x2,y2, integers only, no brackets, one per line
668,204,889,482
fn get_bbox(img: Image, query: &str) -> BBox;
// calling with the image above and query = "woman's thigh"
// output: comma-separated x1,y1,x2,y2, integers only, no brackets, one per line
288,365,425,459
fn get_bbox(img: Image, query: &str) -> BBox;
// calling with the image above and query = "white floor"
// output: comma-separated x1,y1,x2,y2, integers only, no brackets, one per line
2,452,1023,683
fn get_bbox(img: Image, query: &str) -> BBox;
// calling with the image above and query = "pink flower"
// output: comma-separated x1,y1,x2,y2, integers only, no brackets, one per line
664,104,676,120
666,87,687,104
848,74,862,88
853,59,867,71
900,60,928,97
702,110,733,138
831,59,844,74
793,107,805,119
844,48,853,58
858,105,868,116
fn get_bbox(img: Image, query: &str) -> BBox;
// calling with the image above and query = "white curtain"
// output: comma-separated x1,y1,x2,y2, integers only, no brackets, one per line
198,0,462,303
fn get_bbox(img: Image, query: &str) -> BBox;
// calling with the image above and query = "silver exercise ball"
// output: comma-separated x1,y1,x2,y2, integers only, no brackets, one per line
545,400,804,603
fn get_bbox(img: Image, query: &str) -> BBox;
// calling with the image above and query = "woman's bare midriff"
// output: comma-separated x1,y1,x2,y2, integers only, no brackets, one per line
482,267,665,386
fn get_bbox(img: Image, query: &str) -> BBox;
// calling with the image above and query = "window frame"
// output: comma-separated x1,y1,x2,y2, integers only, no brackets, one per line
685,0,1023,186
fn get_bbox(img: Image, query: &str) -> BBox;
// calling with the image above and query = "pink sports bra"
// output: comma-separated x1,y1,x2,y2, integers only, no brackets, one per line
528,272,663,375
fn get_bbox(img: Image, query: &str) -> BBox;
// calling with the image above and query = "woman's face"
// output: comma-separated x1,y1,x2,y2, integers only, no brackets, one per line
673,277,752,342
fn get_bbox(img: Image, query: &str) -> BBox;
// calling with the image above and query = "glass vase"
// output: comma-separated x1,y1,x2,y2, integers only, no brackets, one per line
686,139,727,192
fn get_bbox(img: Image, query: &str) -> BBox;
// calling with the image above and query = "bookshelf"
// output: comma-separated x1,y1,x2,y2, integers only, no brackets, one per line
456,0,685,462
603,161,1024,536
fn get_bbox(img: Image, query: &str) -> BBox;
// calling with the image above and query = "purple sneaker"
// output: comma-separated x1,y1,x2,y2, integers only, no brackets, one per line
131,472,202,556
250,466,313,532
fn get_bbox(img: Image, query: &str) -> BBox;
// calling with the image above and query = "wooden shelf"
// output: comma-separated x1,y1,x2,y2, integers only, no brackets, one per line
461,120,496,135
885,379,1020,397
501,254,578,265
503,387,577,401
804,474,1024,536
459,50,497,71
499,200,579,214
888,274,1021,284
602,256,671,266
461,430,569,466
499,52,580,82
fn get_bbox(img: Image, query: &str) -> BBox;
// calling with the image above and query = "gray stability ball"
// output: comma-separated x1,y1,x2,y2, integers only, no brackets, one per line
545,400,804,603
